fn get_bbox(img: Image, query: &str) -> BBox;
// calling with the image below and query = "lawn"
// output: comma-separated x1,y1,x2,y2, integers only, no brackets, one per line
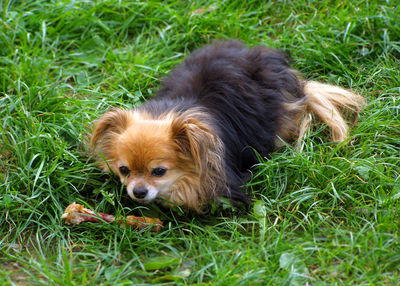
1,0,399,285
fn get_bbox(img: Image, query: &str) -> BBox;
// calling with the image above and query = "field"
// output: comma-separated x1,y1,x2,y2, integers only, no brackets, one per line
1,0,399,285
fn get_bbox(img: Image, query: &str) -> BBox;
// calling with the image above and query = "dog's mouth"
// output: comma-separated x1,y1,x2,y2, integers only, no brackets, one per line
131,196,155,204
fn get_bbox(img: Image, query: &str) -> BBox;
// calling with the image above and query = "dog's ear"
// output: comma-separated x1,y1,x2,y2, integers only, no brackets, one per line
170,112,222,173
91,108,132,161
170,111,226,208
91,108,130,145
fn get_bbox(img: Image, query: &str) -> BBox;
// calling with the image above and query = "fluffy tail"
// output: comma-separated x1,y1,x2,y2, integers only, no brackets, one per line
280,81,366,148
302,81,365,141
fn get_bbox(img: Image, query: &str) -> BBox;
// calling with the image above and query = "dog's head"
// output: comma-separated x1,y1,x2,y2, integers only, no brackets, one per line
90,108,224,212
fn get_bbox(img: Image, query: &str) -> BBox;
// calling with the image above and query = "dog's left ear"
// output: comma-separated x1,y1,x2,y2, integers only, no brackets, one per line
170,112,222,173
170,111,226,208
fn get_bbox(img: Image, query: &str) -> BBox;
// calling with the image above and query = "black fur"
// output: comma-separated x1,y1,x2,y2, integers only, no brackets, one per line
140,40,305,204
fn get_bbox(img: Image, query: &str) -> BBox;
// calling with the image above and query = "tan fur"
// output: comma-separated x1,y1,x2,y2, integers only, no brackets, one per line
168,109,227,212
91,108,134,170
90,108,226,213
275,97,307,148
277,81,365,148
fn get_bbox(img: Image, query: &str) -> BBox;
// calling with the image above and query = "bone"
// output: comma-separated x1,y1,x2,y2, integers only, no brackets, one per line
61,202,163,232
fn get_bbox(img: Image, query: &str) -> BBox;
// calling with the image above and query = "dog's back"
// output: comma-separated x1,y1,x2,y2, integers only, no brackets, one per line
155,41,304,168
156,40,364,151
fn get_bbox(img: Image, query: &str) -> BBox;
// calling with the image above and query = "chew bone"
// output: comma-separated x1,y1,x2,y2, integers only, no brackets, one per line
61,202,163,232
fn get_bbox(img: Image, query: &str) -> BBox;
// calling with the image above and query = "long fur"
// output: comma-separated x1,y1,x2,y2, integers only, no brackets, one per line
91,40,365,212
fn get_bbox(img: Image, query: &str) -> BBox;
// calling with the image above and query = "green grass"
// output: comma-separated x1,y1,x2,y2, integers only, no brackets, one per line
1,0,399,284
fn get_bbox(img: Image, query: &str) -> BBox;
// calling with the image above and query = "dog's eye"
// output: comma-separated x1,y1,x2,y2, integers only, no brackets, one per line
119,166,130,176
151,167,167,177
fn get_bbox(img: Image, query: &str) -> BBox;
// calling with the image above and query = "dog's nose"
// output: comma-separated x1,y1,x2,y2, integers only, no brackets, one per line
133,187,148,199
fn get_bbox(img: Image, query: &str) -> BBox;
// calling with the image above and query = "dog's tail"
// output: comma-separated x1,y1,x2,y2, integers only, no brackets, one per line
301,81,365,142
280,81,365,148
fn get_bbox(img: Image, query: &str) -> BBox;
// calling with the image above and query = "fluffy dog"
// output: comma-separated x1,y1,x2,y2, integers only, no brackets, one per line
91,40,365,212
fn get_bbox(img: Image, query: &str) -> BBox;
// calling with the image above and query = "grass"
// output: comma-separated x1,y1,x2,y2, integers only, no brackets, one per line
1,0,399,284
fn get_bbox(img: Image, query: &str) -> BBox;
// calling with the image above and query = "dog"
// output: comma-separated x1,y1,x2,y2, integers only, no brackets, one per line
91,40,365,212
